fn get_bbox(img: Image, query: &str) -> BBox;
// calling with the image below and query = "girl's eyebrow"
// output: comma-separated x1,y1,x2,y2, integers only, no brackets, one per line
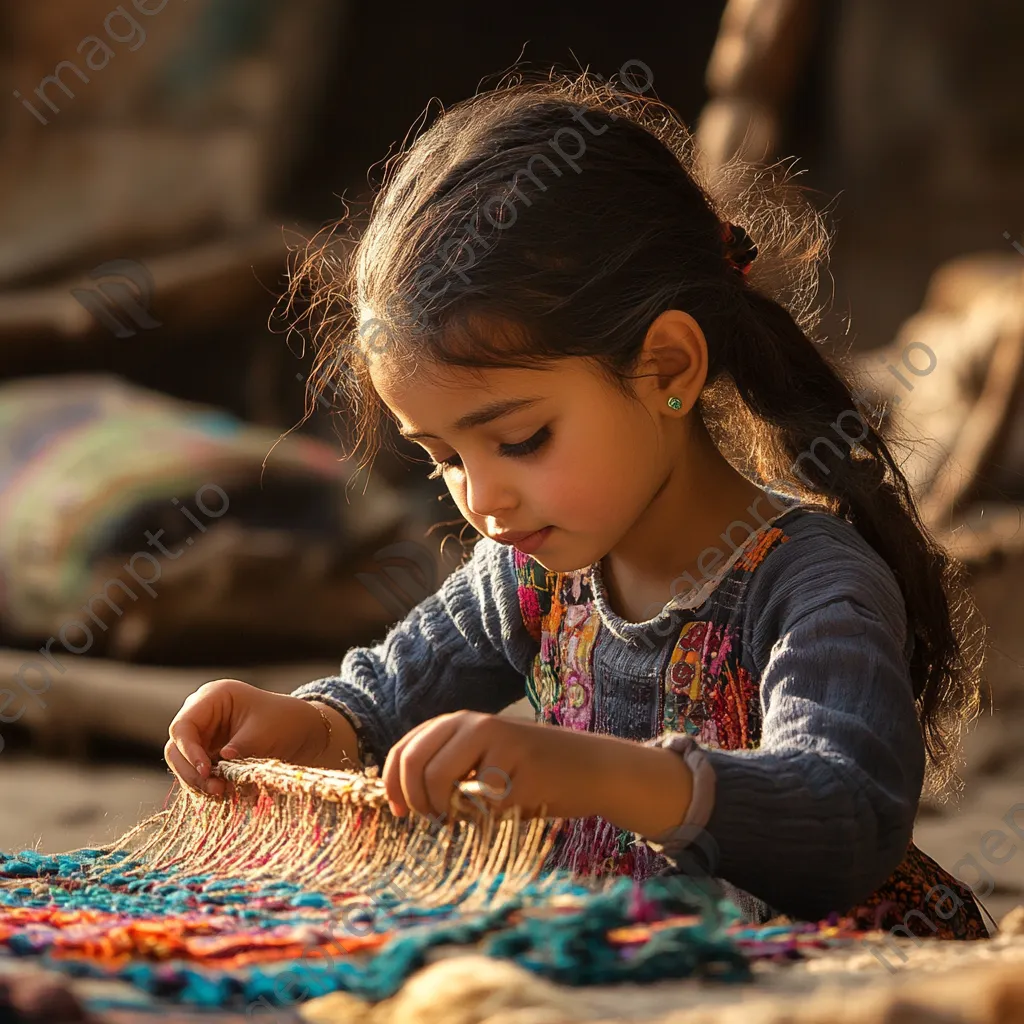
399,397,545,441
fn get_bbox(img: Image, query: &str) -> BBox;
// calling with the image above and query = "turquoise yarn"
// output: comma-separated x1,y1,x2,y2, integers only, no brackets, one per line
483,876,749,987
1,846,751,1011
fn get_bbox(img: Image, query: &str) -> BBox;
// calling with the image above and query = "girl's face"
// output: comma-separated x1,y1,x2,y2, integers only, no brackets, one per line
369,350,686,573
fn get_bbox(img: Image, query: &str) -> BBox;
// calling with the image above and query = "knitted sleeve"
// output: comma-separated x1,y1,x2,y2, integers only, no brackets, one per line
646,514,925,922
290,537,539,769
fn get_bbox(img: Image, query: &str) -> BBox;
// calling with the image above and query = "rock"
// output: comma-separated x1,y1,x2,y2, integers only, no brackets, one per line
379,956,582,1024
1000,906,1024,936
0,971,90,1023
300,989,376,1024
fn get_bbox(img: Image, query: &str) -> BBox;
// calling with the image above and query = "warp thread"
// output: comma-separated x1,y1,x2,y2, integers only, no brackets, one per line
0,759,582,931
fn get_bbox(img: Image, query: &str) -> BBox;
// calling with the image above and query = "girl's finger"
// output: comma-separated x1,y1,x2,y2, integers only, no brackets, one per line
167,719,213,780
165,743,228,797
216,716,269,761
382,716,451,815
419,729,491,815
400,716,478,819
164,741,205,794
203,773,227,798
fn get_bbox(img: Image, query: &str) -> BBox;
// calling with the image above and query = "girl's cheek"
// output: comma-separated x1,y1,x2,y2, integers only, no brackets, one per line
448,480,471,514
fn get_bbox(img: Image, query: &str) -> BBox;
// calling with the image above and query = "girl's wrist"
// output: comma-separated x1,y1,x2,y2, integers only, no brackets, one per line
590,736,694,837
308,702,335,763
297,700,344,768
292,699,329,765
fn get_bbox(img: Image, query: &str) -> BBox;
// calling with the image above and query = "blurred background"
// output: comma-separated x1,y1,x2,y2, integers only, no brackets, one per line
0,0,1021,918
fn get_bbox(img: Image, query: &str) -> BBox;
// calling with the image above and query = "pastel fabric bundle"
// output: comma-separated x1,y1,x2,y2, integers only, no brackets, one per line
0,374,387,641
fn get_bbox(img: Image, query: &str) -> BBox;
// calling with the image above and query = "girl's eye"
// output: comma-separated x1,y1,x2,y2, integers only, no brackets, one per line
499,424,551,459
425,425,551,480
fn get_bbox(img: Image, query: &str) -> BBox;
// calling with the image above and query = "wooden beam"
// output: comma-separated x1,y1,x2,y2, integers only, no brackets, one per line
0,647,337,751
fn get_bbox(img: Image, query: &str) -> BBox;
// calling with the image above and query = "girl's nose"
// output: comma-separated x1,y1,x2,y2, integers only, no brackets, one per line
463,464,517,520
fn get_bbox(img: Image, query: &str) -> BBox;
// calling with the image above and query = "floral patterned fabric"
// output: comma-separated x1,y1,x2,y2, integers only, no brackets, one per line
512,526,988,940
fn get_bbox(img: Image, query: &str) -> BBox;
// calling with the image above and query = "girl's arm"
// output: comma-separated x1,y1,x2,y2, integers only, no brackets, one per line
290,538,538,771
643,514,924,922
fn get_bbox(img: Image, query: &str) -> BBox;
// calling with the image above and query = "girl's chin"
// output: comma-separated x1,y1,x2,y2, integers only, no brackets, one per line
527,537,600,574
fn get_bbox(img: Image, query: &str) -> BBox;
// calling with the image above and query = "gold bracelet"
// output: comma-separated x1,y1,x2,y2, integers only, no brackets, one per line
309,702,333,758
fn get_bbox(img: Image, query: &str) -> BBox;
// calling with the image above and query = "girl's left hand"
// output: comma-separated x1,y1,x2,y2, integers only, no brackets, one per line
381,711,617,823
383,711,695,838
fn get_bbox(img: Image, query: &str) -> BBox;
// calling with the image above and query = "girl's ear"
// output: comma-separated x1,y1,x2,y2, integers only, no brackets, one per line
636,309,709,415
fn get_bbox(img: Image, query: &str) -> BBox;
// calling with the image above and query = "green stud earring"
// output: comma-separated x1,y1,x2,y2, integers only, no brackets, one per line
667,396,683,411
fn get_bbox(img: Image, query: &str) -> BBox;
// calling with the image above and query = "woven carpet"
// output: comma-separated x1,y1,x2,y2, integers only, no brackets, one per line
0,759,896,1019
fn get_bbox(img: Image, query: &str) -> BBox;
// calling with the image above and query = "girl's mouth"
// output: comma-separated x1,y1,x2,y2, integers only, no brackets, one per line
507,526,554,554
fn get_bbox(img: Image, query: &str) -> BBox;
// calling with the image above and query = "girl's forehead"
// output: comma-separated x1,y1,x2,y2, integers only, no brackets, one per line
370,356,600,434
372,358,548,408
371,354,491,397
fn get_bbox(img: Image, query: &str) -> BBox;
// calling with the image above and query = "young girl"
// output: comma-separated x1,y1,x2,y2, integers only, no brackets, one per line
165,73,988,938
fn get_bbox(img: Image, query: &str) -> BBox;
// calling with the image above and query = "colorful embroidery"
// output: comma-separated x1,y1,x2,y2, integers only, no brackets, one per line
542,814,666,880
734,526,787,571
662,621,759,747
514,547,556,643
849,843,988,940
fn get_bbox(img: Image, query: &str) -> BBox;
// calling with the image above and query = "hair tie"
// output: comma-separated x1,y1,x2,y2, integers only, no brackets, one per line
720,222,758,276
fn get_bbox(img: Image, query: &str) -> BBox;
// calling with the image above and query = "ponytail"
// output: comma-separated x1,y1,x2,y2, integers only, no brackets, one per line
705,287,984,793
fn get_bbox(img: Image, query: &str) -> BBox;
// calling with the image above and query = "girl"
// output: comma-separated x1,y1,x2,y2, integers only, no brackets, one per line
165,73,988,937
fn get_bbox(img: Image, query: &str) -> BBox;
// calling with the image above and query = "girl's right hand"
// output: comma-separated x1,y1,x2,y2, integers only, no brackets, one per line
165,679,328,797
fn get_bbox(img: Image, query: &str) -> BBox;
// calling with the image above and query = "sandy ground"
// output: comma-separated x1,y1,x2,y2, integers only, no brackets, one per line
0,755,174,856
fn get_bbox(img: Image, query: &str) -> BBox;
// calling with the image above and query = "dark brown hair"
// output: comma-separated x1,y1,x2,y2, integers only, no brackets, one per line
283,71,983,793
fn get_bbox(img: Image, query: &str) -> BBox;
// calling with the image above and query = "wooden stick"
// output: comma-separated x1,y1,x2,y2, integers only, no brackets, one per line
0,647,335,749
696,0,819,169
920,312,1024,531
0,221,300,343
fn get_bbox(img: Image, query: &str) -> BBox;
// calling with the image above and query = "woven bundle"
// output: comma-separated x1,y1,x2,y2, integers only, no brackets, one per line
85,758,569,917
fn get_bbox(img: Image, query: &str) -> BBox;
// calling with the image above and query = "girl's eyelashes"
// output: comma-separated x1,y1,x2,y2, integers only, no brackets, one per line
426,459,457,481
425,425,551,480
500,423,551,459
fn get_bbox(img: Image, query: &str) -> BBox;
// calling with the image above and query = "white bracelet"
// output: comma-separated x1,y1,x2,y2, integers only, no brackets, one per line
640,731,717,848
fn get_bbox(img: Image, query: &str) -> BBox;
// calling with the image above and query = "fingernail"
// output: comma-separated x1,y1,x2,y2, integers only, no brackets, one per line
196,762,206,776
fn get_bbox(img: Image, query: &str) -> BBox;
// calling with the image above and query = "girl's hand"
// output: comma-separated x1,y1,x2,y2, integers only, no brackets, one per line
381,711,694,836
165,680,333,797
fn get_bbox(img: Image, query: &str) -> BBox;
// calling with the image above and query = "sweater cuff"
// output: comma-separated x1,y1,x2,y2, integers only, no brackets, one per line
634,732,717,856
